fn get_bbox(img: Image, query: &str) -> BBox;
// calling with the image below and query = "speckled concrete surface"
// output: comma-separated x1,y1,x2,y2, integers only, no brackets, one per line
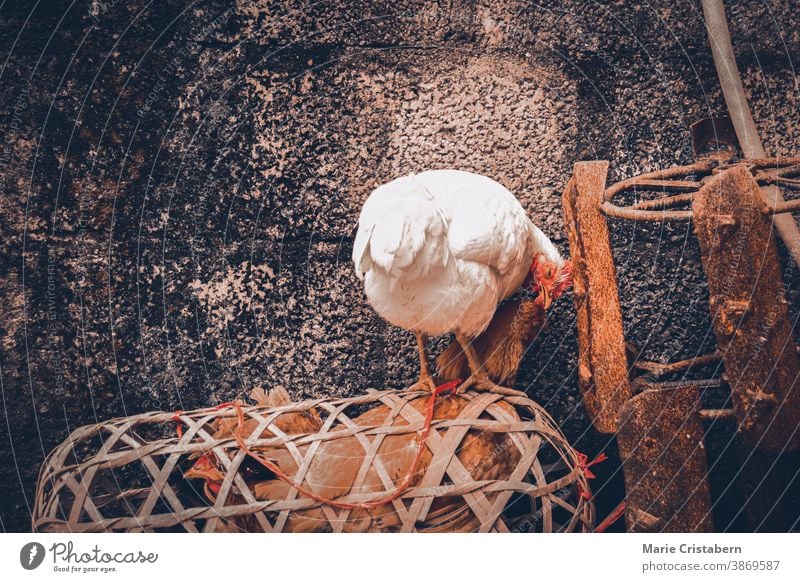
1,0,799,531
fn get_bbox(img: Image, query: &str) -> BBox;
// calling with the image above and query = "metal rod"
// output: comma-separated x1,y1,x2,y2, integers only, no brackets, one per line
632,378,726,394
717,157,800,171
604,160,714,202
766,198,800,215
627,179,702,193
601,202,693,222
632,192,697,211
761,175,800,190
634,352,722,378
651,378,725,390
699,408,735,421
701,0,800,263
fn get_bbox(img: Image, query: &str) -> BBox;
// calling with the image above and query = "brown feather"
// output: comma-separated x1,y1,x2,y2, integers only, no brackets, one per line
437,296,547,386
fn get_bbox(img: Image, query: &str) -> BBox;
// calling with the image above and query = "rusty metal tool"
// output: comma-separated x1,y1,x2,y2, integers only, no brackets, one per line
617,383,714,532
693,165,800,452
562,161,633,433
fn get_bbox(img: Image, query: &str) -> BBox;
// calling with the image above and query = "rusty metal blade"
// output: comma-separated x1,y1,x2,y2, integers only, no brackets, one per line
617,384,714,532
562,161,632,433
693,165,800,452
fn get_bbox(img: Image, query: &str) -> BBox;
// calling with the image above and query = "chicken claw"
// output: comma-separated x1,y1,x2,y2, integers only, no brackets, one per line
409,375,438,393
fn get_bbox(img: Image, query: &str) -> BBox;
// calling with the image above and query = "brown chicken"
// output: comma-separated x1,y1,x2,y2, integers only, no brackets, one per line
183,386,323,531
184,388,522,532
437,256,573,387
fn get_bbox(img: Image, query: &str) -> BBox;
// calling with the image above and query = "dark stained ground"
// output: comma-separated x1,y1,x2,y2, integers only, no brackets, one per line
1,0,799,532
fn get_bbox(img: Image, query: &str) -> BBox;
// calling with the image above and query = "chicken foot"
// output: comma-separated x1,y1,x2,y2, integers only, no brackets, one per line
408,332,438,393
453,332,520,395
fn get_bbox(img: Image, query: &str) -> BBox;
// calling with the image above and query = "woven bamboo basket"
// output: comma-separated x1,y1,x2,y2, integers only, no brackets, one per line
33,387,595,532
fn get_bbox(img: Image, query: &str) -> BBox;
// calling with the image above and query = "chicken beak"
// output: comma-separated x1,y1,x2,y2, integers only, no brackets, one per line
539,285,552,310
185,454,225,482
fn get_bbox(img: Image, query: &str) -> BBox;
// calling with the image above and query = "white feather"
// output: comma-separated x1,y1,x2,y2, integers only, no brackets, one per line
353,170,561,337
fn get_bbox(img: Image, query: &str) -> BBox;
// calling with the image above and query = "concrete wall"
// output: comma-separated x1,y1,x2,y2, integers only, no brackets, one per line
1,0,798,531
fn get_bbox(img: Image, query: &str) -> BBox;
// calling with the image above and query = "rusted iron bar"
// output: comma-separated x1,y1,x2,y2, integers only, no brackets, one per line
632,192,696,211
632,377,724,394
716,158,800,172
693,165,800,452
774,177,800,189
767,198,800,215
617,384,714,532
717,156,800,173
603,160,715,202
761,176,800,190
562,161,632,433
602,161,712,221
600,203,693,222
624,179,702,193
602,158,800,222
698,408,735,422
656,378,723,390
633,352,722,378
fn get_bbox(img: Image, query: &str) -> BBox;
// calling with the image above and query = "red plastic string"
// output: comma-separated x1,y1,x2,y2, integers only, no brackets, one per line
594,501,626,533
575,451,608,500
172,411,184,439
577,452,608,479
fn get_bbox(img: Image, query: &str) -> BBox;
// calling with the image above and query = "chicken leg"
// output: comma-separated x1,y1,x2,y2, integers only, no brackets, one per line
454,332,515,395
409,332,437,393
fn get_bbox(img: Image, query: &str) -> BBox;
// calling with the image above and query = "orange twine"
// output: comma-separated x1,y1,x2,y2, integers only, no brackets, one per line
577,452,608,479
594,501,627,533
174,379,461,511
172,411,184,439
573,451,626,532
575,451,608,500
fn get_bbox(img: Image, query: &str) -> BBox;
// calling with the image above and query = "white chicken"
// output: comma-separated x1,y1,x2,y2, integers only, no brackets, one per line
352,169,567,393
